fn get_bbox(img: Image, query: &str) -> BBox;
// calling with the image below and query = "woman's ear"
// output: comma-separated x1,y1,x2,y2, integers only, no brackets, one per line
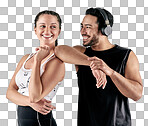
34,27,37,35
58,29,61,35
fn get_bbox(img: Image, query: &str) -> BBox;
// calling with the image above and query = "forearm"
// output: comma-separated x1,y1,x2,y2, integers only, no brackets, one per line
55,45,91,66
110,71,143,101
6,88,30,106
29,60,42,102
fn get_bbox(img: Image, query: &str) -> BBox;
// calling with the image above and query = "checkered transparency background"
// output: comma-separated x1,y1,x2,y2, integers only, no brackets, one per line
0,0,148,126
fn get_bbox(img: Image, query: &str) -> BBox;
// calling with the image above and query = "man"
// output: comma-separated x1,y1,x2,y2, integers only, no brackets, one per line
55,8,143,126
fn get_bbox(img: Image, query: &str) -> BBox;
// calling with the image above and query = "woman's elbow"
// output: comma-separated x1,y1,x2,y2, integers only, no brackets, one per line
29,97,38,103
29,94,41,103
6,92,9,100
6,90,11,100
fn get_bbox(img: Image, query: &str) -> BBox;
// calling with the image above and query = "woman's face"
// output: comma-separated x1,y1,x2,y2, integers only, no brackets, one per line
34,14,61,47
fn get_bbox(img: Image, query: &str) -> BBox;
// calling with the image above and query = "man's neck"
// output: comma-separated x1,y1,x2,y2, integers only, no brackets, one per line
91,37,114,51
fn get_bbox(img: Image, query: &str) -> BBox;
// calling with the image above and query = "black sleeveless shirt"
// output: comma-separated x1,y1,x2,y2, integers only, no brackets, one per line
77,45,132,126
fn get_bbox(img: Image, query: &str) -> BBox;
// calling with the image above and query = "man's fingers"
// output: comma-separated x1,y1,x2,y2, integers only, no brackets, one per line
102,81,107,89
90,63,96,69
88,57,99,61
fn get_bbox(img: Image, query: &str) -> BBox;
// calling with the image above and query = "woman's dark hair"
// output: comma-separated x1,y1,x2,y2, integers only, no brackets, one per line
85,8,113,31
34,10,62,46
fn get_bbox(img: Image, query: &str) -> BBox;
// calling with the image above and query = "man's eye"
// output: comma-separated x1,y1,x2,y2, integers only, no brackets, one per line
86,26,91,28
80,26,83,30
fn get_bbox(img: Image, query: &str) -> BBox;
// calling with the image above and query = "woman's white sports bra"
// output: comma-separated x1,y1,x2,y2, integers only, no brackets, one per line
15,53,61,101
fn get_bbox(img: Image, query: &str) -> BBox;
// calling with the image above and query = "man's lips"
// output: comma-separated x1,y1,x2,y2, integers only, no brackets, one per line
82,35,90,42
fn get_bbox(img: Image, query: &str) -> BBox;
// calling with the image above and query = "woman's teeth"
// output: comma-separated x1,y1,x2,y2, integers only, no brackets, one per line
43,35,53,39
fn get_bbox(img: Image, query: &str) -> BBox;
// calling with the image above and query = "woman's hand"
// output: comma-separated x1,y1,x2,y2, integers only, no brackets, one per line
30,99,56,115
35,46,50,62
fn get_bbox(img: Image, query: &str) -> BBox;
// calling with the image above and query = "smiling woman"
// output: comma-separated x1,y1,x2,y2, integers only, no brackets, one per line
6,10,65,126
34,11,61,47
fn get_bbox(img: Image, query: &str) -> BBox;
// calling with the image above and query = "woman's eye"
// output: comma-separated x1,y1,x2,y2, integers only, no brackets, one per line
40,25,45,28
51,26,56,29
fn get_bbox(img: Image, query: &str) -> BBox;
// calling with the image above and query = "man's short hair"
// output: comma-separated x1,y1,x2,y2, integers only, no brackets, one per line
85,8,114,31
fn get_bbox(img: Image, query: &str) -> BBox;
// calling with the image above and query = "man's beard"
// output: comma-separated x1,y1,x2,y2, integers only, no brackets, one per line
83,35,99,47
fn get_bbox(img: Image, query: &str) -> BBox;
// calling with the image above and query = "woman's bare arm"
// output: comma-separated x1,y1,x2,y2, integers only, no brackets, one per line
6,54,31,106
29,57,65,103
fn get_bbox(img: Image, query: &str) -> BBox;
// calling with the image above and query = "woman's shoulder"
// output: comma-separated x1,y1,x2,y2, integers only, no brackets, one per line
44,56,65,81
49,56,64,66
45,56,65,72
19,54,30,63
17,54,30,68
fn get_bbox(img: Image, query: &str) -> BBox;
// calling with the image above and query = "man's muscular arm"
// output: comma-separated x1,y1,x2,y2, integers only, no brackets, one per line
55,45,107,88
89,51,143,101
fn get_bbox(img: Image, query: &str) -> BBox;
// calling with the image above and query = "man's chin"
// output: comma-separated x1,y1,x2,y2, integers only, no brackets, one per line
83,41,91,47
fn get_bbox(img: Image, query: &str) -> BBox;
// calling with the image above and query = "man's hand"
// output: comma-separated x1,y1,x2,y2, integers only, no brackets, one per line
88,56,115,89
29,99,56,115
92,69,107,89
88,57,114,76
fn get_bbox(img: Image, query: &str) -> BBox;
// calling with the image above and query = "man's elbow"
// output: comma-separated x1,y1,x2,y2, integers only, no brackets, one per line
133,90,143,101
55,45,65,57
133,94,142,101
132,83,143,101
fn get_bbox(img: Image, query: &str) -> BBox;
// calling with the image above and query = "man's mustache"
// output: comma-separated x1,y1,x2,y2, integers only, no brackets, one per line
82,34,90,37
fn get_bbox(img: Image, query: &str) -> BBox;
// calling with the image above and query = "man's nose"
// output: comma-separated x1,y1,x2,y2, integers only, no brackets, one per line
81,27,87,34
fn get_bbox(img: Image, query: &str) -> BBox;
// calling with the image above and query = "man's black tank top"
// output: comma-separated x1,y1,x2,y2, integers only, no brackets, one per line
77,45,132,126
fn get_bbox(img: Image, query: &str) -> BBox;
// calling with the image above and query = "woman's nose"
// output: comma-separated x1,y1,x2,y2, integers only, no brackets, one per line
44,27,51,35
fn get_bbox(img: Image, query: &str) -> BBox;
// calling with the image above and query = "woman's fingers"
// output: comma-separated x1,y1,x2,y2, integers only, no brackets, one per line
35,47,40,51
35,46,50,52
44,100,56,110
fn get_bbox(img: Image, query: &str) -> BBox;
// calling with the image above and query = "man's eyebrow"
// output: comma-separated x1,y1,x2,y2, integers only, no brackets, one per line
81,23,92,26
38,23,57,25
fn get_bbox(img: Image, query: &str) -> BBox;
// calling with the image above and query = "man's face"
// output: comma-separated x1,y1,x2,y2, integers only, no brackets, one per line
81,15,99,47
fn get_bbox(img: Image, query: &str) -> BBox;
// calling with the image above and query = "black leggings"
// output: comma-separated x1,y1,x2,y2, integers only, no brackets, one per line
17,105,57,126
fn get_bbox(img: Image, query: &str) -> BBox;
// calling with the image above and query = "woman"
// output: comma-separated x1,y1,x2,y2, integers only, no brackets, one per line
6,10,65,126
